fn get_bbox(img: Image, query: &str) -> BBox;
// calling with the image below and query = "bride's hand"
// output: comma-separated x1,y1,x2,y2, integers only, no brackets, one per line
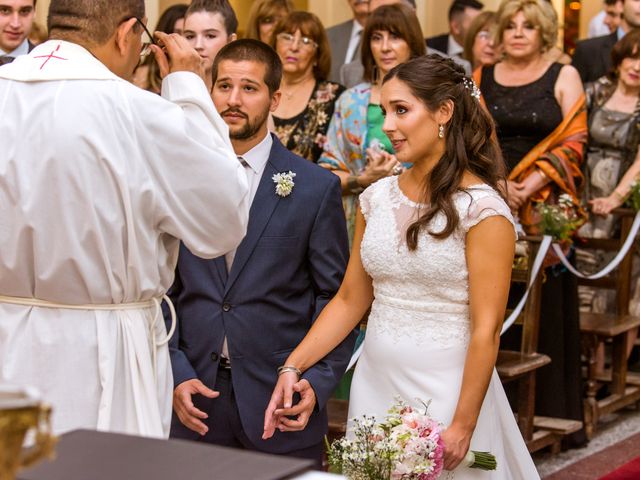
441,424,473,471
262,371,298,440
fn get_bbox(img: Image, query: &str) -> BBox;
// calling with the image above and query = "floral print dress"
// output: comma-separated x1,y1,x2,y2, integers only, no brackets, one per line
273,80,345,163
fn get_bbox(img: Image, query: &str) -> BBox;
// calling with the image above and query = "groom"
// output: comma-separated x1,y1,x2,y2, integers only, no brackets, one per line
166,39,355,465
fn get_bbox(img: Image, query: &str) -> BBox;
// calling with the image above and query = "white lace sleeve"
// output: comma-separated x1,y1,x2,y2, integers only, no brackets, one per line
463,191,517,235
359,185,375,221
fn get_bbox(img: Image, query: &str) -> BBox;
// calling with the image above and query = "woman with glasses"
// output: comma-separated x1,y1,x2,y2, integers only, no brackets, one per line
319,3,425,245
270,12,345,163
244,0,293,45
463,11,498,70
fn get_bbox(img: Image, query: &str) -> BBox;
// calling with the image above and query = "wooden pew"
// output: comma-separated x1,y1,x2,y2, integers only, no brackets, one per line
498,237,582,453
578,209,640,439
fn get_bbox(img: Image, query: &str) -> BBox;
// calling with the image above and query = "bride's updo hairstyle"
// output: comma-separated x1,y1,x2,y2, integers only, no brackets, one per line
383,55,506,250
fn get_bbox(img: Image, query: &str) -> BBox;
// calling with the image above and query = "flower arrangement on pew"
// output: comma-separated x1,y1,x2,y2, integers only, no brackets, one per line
326,398,496,480
625,181,640,212
536,193,584,243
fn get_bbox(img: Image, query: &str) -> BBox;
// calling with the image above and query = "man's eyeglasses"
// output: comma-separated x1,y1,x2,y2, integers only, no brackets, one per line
276,32,318,50
133,17,156,57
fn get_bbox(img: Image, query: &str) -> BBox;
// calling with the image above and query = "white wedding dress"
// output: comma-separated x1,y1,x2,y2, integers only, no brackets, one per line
349,176,540,479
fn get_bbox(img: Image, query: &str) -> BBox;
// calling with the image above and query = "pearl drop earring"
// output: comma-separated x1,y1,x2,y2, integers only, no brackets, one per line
438,124,444,139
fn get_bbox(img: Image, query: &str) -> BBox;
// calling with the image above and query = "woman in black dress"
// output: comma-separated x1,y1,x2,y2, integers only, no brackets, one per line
474,0,588,448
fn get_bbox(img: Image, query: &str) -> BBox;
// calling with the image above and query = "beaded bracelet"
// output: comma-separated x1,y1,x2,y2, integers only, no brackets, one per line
277,365,301,377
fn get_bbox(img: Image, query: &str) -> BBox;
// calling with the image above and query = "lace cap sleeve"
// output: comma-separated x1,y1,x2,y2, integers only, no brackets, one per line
359,184,374,220
463,189,517,235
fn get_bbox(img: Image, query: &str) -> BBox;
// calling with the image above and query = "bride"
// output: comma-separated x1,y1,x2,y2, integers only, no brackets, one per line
262,55,539,479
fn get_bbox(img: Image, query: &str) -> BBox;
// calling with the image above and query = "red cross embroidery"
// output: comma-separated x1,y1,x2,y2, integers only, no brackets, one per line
34,44,67,70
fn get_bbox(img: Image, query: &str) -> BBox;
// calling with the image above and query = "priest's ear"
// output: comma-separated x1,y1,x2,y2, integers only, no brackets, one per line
115,17,141,59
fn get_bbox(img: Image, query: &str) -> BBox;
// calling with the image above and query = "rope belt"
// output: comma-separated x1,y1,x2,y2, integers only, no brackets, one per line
0,294,177,376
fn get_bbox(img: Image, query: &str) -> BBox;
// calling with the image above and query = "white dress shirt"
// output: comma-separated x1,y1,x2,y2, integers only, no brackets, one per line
588,10,610,38
0,38,30,58
222,131,272,360
224,131,272,270
345,20,363,64
447,35,464,58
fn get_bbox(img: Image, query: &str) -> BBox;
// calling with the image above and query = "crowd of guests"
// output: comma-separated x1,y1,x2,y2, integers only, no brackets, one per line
2,0,639,455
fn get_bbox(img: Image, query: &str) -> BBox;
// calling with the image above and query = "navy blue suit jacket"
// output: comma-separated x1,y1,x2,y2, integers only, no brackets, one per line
166,136,355,454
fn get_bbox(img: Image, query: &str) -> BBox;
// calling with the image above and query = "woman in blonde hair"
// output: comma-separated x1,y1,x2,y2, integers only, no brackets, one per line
244,0,294,44
474,0,587,448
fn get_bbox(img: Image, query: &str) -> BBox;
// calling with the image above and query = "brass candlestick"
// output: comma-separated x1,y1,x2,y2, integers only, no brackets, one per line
0,387,56,480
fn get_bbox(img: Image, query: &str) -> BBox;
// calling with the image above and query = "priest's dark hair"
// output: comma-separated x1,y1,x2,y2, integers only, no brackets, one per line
47,0,145,46
186,0,238,36
211,39,283,95
382,55,506,249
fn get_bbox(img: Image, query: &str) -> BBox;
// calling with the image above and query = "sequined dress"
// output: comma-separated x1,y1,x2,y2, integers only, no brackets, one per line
349,177,540,479
480,62,587,448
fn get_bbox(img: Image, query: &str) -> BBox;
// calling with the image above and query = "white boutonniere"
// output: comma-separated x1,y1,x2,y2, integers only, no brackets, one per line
272,171,296,197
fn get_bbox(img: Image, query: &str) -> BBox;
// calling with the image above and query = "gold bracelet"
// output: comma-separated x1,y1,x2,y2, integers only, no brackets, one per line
277,365,301,377
613,190,625,201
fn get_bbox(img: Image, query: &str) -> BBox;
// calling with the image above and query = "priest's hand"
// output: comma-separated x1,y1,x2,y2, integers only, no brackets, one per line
173,379,219,436
151,32,205,80
263,373,316,439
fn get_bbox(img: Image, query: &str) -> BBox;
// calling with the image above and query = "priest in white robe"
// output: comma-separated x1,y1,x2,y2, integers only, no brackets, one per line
0,0,249,438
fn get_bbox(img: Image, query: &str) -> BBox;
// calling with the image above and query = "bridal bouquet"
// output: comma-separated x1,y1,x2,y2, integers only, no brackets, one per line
327,399,496,480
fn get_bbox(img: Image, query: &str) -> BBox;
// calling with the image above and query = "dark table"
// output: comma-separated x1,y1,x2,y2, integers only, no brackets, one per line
18,429,313,480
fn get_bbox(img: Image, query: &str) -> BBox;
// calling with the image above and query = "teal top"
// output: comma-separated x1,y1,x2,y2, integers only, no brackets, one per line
366,103,394,154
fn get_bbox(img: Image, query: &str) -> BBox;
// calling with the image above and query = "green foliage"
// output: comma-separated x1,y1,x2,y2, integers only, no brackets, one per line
625,181,640,212
536,194,583,242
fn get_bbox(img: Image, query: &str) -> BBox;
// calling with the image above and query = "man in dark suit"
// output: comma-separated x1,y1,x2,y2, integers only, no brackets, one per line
426,0,483,57
166,39,355,467
326,0,369,83
573,0,640,84
0,0,36,65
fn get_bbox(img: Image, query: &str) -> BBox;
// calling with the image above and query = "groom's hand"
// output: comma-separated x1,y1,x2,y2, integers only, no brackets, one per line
173,379,219,436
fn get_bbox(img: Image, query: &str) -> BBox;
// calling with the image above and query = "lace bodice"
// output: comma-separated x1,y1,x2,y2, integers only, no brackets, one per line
360,176,515,347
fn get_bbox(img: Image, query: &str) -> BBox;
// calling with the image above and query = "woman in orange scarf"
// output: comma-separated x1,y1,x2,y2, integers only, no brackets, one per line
474,0,588,449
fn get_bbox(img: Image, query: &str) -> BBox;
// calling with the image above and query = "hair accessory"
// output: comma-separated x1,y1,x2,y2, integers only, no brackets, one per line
462,77,481,100
438,124,444,139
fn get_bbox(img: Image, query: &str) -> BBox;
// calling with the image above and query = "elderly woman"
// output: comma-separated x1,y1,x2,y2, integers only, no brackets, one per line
244,0,293,44
474,0,587,448
584,30,640,220
578,30,640,360
464,11,498,70
269,12,345,163
319,3,426,245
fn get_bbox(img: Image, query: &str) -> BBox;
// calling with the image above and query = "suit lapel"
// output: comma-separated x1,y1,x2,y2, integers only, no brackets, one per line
224,139,290,295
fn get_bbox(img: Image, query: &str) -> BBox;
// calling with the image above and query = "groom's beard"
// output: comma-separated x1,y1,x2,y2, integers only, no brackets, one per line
223,108,270,141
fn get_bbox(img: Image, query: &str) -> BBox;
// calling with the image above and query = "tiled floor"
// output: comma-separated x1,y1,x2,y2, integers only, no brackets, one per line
534,406,640,479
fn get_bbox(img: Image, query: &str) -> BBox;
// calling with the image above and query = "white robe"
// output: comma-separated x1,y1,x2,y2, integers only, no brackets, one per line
0,40,249,438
